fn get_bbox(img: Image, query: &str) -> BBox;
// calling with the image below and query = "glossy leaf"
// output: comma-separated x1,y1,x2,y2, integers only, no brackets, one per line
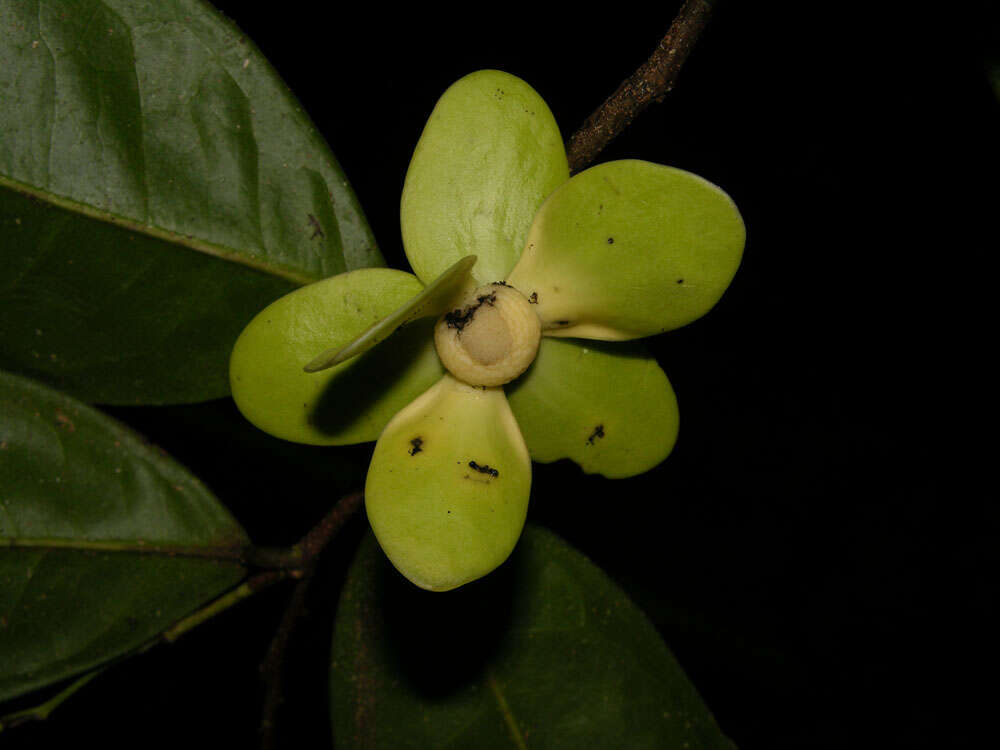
331,526,735,749
0,0,381,405
365,375,530,591
401,70,569,286
507,160,745,340
230,269,443,446
507,338,679,478
0,370,249,702
304,255,476,372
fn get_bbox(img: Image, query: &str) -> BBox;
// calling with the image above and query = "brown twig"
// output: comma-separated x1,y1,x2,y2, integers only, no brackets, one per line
258,491,364,748
565,0,716,173
259,575,313,750
247,491,365,571
295,491,364,561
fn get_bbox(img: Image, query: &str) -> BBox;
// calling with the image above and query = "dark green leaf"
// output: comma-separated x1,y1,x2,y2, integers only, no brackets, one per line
330,526,735,749
0,370,249,702
0,0,381,404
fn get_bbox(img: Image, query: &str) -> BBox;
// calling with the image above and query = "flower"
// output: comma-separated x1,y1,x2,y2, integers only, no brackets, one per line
230,71,744,591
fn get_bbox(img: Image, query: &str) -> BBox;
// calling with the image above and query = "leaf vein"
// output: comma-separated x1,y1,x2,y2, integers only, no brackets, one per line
487,670,528,750
0,174,317,285
0,538,250,562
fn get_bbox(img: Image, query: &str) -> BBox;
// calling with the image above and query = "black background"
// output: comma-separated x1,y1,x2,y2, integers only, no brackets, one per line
6,1,996,748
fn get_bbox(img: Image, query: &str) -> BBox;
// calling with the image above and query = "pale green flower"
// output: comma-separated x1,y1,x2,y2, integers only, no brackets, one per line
230,71,744,591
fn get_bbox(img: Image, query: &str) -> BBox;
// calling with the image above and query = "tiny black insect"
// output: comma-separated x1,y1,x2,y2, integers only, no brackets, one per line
468,460,499,478
586,424,605,445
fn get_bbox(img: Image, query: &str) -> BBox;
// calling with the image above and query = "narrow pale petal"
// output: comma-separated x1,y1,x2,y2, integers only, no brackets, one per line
401,70,569,285
507,338,679,478
365,374,531,591
230,269,442,445
304,255,477,372
507,160,745,340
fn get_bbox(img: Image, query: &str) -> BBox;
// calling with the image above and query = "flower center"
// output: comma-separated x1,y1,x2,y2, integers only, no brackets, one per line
434,283,541,387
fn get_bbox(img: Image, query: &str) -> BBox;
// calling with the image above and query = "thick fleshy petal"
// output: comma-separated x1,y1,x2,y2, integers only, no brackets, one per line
304,255,476,372
230,269,442,445
507,160,745,340
365,374,531,591
401,70,569,286
506,338,679,478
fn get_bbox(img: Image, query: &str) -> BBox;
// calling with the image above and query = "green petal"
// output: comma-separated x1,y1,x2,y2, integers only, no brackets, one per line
506,338,679,478
230,269,442,445
507,160,745,340
365,374,531,591
304,255,476,371
401,70,569,286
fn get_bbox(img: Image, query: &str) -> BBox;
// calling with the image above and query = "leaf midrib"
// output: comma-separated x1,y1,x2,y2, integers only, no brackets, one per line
0,174,318,286
487,669,528,750
0,536,249,562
